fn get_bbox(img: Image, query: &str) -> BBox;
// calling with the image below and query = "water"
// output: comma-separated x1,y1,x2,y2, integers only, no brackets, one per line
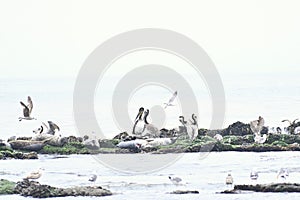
1,152,300,199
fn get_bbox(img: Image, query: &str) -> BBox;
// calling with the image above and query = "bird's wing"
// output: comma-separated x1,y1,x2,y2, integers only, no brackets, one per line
48,121,60,131
27,96,33,114
168,91,177,104
42,122,49,130
20,101,30,117
282,119,292,125
292,119,299,124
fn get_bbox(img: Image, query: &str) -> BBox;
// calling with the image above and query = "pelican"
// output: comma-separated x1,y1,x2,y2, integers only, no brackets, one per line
186,114,198,141
25,168,44,180
164,91,177,109
168,176,182,185
19,96,36,121
88,173,97,186
250,169,259,181
282,119,299,126
178,116,187,134
277,168,289,181
143,109,159,137
33,121,60,135
132,107,145,135
250,116,265,134
225,173,233,185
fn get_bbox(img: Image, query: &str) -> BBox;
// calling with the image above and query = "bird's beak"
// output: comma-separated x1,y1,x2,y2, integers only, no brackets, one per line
135,110,143,121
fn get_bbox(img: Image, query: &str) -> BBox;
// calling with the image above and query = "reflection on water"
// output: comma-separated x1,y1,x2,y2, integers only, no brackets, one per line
1,152,300,199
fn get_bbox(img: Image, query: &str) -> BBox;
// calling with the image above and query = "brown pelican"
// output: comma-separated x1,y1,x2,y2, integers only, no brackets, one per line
168,176,182,185
19,96,36,121
143,109,159,137
187,114,198,140
178,116,187,134
25,168,44,180
132,107,145,135
225,173,233,185
164,91,177,109
250,116,265,134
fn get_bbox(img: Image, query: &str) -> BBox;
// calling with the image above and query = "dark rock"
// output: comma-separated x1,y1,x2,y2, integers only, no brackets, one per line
170,190,199,194
14,179,112,198
222,121,251,136
234,183,300,192
99,139,117,148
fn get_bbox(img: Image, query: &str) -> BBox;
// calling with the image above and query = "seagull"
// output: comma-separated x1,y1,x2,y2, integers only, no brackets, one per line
19,96,36,121
225,173,233,185
250,169,259,181
277,168,289,181
250,116,265,134
46,121,60,135
25,168,44,180
164,91,177,109
168,176,182,185
294,126,300,135
143,109,159,137
186,114,198,141
88,173,97,186
132,107,145,135
254,133,268,144
214,134,223,141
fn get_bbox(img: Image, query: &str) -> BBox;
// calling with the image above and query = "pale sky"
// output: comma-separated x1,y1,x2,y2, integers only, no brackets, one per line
0,0,300,78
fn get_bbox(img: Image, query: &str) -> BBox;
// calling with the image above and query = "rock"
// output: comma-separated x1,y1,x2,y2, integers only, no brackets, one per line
0,179,16,195
233,183,300,192
170,190,199,194
9,140,47,151
99,139,117,148
0,150,38,160
222,121,252,136
113,132,129,140
14,179,112,198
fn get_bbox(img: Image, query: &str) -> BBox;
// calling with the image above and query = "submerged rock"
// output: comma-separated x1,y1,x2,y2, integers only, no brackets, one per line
14,179,112,198
221,183,300,193
0,150,38,160
170,190,199,194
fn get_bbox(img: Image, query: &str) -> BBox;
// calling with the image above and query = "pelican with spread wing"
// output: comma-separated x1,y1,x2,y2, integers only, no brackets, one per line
164,91,177,109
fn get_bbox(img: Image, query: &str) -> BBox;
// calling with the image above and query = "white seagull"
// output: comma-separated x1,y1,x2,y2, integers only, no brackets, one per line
225,173,233,185
250,169,259,181
88,173,97,186
164,91,177,109
277,168,289,181
25,168,44,180
168,176,182,185
19,96,37,121
250,116,265,134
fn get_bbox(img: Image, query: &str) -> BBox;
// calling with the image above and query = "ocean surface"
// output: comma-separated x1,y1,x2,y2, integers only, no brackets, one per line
1,72,300,199
1,152,300,200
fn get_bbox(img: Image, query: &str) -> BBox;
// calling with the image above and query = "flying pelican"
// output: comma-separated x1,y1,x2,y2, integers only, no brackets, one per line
164,91,177,109
88,173,97,186
225,173,233,185
132,107,145,135
168,176,182,185
19,96,36,121
25,168,44,180
143,109,159,137
186,114,198,141
250,116,265,134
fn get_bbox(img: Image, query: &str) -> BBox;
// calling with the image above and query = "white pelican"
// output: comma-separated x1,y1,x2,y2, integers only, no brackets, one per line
250,116,265,134
19,96,36,121
186,114,198,141
225,173,233,185
168,176,182,185
132,107,145,135
143,109,159,137
26,168,44,180
164,91,177,109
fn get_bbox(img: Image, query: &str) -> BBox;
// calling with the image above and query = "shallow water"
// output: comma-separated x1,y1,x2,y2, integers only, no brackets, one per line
1,152,300,199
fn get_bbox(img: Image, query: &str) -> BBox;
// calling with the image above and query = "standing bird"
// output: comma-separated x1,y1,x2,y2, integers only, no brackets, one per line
132,107,145,135
19,96,36,121
88,173,97,186
186,114,198,141
143,109,159,137
250,169,259,181
250,116,265,134
168,176,182,185
178,116,187,134
254,133,268,144
25,168,44,180
225,173,233,185
164,91,177,109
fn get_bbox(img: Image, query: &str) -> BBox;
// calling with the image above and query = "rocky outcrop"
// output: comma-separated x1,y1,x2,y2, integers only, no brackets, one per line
221,183,300,193
0,150,38,160
14,179,112,198
170,190,199,194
